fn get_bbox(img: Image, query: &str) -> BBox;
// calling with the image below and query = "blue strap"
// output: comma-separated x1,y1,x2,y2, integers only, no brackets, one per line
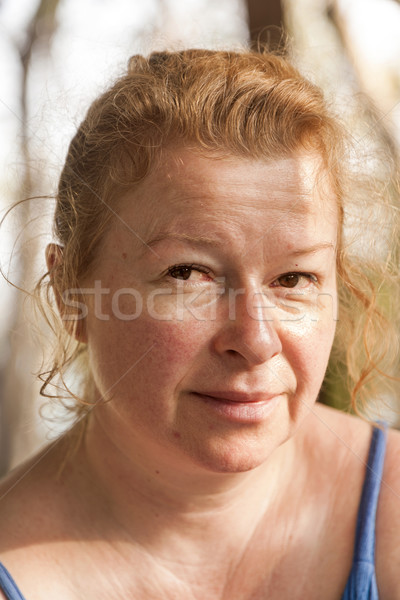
342,424,387,600
0,563,27,600
353,425,387,563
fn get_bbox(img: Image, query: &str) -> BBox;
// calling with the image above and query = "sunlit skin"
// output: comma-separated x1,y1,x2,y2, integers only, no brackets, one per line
1,147,400,600
52,147,342,596
82,147,338,477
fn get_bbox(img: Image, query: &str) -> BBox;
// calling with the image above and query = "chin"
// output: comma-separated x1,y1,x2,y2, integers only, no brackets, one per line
185,436,279,475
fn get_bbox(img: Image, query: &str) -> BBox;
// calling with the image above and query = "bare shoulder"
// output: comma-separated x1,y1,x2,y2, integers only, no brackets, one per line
376,426,400,597
0,446,59,557
302,404,399,597
307,405,400,597
0,453,48,547
0,440,83,598
303,402,373,463
0,455,51,598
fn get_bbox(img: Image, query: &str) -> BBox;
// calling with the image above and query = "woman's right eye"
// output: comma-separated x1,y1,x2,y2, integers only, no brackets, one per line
168,265,193,280
166,264,212,282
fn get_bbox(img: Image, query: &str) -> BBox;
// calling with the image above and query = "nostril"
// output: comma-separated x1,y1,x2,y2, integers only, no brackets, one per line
226,349,239,357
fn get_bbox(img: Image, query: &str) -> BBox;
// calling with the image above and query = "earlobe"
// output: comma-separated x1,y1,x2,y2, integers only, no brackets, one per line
45,243,88,344
45,242,63,274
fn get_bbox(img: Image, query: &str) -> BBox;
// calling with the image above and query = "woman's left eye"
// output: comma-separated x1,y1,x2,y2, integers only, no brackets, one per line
272,272,317,289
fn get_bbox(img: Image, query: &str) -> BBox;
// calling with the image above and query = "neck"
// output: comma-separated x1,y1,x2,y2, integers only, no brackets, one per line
57,410,307,599
74,411,299,548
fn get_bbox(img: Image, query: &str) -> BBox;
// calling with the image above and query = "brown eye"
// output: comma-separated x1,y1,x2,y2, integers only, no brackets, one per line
277,273,301,288
168,266,193,280
167,264,213,283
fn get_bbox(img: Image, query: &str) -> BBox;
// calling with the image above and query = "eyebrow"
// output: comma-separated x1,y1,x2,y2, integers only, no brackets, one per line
287,242,336,256
143,234,335,257
145,232,225,248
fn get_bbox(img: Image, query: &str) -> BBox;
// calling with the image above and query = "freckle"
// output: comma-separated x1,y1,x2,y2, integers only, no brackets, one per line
155,470,160,475
122,252,127,259
173,431,181,439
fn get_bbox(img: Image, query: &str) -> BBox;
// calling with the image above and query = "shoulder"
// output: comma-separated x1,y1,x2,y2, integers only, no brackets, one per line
376,426,400,597
0,436,104,599
302,405,399,597
301,402,373,466
0,439,82,588
300,404,375,515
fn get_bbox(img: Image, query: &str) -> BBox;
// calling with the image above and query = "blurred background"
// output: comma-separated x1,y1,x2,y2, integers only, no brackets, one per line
1,0,400,476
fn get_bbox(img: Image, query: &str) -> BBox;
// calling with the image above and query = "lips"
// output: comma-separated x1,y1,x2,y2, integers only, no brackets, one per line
192,390,279,403
190,390,282,423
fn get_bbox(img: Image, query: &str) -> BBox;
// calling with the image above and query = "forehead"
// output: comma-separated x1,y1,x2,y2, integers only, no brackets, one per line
146,147,327,208
114,147,337,252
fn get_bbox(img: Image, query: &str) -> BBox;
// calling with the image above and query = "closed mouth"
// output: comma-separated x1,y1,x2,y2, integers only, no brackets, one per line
192,391,279,404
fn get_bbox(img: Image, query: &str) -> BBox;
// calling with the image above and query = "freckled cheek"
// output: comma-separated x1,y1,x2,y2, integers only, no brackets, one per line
101,284,220,323
87,306,211,398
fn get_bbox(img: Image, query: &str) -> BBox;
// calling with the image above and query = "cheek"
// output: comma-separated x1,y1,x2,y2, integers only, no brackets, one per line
282,308,336,391
86,307,210,403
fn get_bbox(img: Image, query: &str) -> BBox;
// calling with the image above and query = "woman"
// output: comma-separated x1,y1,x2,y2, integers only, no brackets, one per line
0,49,399,599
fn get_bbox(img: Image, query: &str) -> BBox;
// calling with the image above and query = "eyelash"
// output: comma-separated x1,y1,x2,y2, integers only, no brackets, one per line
271,272,318,289
166,264,212,281
166,264,317,288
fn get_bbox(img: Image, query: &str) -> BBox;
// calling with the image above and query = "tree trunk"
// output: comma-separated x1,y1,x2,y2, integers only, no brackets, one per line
246,0,284,49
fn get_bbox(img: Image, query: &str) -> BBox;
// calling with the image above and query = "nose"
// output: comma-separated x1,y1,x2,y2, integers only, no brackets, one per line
212,288,282,365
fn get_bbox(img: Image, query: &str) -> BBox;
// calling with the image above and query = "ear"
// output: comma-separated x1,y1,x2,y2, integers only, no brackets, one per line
45,242,63,275
45,243,88,344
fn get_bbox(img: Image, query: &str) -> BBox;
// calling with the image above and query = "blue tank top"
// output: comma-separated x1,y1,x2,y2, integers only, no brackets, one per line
0,425,387,600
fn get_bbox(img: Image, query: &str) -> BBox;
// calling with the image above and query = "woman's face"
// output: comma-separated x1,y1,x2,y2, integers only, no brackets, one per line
82,147,338,473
